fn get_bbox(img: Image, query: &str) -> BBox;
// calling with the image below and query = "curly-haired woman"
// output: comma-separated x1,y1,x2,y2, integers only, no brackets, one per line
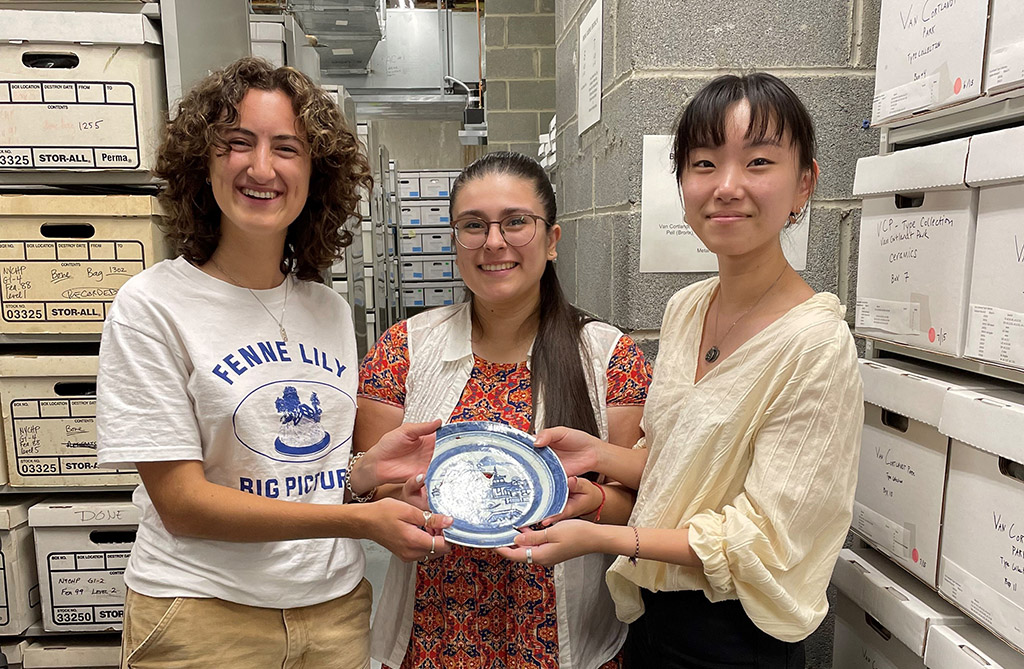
96,57,451,668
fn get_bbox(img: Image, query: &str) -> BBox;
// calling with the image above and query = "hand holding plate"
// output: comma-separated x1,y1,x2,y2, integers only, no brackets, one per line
495,520,592,566
532,427,601,476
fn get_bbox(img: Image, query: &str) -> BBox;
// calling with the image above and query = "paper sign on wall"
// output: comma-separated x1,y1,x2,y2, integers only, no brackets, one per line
577,1,602,134
639,135,808,273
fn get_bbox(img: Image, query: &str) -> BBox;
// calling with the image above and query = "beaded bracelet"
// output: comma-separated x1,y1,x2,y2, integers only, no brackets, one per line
590,481,607,523
629,526,640,565
347,451,377,503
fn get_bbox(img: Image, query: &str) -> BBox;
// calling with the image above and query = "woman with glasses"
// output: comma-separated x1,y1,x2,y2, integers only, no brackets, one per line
351,151,652,669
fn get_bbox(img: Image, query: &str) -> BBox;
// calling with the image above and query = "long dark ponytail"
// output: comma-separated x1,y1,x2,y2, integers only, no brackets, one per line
450,152,601,437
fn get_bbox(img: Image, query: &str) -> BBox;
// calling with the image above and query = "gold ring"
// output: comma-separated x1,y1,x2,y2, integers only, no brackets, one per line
526,547,533,565
429,535,437,555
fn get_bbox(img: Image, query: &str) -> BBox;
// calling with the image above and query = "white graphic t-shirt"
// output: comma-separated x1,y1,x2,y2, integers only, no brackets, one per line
96,257,362,608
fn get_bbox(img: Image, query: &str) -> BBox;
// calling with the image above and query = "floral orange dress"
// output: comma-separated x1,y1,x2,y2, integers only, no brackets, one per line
359,321,651,669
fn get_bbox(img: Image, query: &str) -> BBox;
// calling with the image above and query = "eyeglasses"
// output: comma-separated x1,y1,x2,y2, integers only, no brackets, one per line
451,214,546,250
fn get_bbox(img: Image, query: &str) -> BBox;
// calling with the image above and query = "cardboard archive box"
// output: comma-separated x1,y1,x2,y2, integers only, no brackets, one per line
926,621,1024,668
871,0,989,125
832,592,926,669
22,638,121,668
249,20,286,68
832,547,966,658
0,355,139,488
938,388,1024,654
1,639,27,669
420,172,450,198
400,206,422,226
854,359,1004,587
854,138,977,356
0,194,167,336
398,174,421,199
0,10,166,179
985,0,1024,95
0,498,41,635
962,126,1024,371
29,497,137,633
419,202,450,227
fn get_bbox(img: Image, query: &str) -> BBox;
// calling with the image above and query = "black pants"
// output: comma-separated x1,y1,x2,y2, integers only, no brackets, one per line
623,589,805,668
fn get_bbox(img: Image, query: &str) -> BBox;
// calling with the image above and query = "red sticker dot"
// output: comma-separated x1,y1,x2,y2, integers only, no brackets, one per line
912,548,920,563
928,328,936,342
954,77,963,94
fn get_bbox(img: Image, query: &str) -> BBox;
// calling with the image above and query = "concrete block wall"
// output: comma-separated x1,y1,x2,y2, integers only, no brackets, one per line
554,1,881,666
485,0,556,155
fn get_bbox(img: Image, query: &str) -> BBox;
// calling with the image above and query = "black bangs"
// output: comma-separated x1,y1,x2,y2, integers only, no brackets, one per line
672,73,816,180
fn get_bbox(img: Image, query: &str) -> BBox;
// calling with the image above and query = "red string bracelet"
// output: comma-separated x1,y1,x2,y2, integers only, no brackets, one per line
590,481,607,523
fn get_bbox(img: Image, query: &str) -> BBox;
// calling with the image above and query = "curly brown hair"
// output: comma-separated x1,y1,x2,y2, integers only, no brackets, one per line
154,57,372,282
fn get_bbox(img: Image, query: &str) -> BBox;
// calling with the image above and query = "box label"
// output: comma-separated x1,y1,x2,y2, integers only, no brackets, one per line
0,81,140,169
987,39,1024,92
966,304,1024,368
856,298,921,335
0,240,145,325
8,396,135,479
47,549,131,629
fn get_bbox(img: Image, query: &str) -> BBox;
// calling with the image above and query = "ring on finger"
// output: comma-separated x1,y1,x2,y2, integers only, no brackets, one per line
544,528,549,543
526,547,534,565
429,535,437,555
422,510,432,525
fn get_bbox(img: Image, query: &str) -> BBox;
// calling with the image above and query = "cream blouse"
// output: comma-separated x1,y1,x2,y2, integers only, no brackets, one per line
606,277,863,642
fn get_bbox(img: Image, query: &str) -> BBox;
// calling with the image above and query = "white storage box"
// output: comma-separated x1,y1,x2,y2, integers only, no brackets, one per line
420,203,450,227
421,232,452,255
424,285,454,307
854,359,1003,586
854,139,976,356
29,497,137,633
400,260,423,281
420,173,450,198
401,288,424,308
938,388,1024,654
871,0,988,125
398,175,420,199
0,10,166,180
833,592,926,669
0,498,41,635
22,637,121,668
925,622,1024,669
249,21,286,67
832,547,966,657
0,195,167,335
401,206,422,226
423,259,454,281
0,355,139,488
1,639,27,669
963,126,1024,371
985,0,1024,95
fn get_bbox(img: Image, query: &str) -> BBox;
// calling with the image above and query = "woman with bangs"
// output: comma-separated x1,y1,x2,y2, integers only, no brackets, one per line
95,57,451,668
498,73,863,667
352,151,652,669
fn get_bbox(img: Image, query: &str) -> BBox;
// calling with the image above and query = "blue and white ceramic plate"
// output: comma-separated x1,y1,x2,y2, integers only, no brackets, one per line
425,421,568,548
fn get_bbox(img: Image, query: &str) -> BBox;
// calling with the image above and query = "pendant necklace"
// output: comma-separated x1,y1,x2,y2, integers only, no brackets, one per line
209,257,290,342
704,266,787,364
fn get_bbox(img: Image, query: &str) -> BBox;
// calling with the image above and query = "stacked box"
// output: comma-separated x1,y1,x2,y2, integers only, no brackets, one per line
22,637,121,668
0,195,167,336
0,355,139,488
0,499,41,636
985,0,1024,95
29,497,137,633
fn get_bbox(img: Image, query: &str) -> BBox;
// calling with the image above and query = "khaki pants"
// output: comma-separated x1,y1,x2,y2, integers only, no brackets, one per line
121,579,372,668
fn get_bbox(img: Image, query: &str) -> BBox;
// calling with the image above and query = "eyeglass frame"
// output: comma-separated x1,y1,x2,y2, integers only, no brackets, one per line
449,213,549,249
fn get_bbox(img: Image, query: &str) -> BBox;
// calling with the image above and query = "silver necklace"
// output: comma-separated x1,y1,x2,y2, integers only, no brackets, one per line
209,257,290,342
704,266,787,364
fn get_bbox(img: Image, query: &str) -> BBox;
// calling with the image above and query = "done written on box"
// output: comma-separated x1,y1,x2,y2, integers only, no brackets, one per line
0,355,139,488
0,194,168,336
29,497,137,633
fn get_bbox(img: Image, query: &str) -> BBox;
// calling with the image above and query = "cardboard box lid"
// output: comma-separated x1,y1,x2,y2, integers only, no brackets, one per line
28,497,138,528
0,639,28,666
0,355,98,379
859,359,1008,427
939,388,1024,463
249,21,286,41
924,623,1024,669
0,497,41,531
0,10,161,46
832,547,966,656
22,638,122,668
965,126,1024,187
853,139,971,196
0,194,163,218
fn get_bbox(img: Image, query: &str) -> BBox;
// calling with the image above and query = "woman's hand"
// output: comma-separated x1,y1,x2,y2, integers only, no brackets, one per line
533,427,601,476
541,476,602,525
495,519,596,566
350,419,441,494
359,496,452,563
